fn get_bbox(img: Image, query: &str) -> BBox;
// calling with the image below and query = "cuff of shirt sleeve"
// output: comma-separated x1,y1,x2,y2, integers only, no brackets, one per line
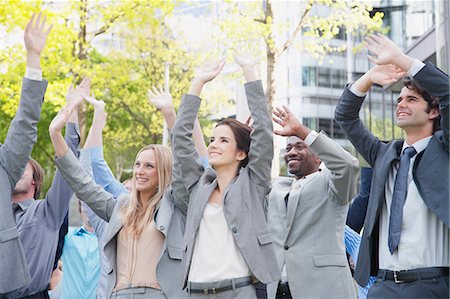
304,130,319,146
349,84,367,97
88,146,104,161
25,67,42,81
407,59,426,77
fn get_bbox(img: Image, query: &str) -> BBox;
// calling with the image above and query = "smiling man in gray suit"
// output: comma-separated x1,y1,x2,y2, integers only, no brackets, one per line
266,106,359,299
0,12,51,295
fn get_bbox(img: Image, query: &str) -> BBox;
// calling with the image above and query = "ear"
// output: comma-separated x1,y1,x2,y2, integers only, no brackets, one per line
429,107,439,120
236,150,247,162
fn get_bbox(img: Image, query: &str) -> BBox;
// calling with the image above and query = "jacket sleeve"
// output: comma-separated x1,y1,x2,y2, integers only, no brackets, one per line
334,85,385,167
0,78,47,188
54,149,117,222
413,63,449,151
171,94,205,192
245,80,273,196
36,122,80,230
309,132,359,205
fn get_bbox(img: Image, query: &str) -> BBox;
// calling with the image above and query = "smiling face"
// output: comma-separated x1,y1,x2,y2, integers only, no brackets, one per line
396,86,439,131
207,124,247,169
284,136,320,179
133,149,159,195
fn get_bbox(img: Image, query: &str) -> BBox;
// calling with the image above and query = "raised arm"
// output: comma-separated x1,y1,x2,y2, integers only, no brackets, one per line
0,12,50,187
148,85,207,212
49,92,117,222
172,60,224,191
234,52,273,190
274,105,359,204
36,80,89,230
82,90,128,197
148,85,208,158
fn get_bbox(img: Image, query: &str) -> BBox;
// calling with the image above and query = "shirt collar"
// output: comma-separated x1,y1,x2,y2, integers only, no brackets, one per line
403,136,432,155
73,226,94,236
12,199,34,211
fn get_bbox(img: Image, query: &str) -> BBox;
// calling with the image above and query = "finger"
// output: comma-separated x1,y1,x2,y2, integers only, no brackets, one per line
367,55,378,65
273,129,286,136
148,90,155,98
152,86,159,95
272,116,283,125
25,13,35,32
45,23,53,35
282,105,293,115
366,35,380,45
39,14,47,32
35,12,42,30
272,107,283,118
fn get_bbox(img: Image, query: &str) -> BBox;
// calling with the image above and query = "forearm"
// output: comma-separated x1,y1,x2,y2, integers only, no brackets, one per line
161,107,176,130
84,112,106,148
55,149,117,221
172,95,205,190
310,133,359,204
26,52,40,70
188,79,204,97
193,118,208,158
246,80,273,186
50,130,69,158
241,66,257,83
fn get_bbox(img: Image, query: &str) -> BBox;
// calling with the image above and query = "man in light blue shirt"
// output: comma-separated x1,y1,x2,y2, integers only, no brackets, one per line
60,201,100,299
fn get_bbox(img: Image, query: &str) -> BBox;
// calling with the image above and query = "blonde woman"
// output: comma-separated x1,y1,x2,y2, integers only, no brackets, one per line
48,92,195,298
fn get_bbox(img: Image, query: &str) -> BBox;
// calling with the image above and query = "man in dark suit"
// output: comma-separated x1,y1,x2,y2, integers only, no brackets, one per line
335,34,449,298
0,12,51,295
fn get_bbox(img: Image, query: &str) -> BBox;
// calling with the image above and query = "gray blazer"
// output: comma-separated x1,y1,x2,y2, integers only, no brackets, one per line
172,80,281,288
55,150,188,299
0,78,47,294
265,132,359,299
335,63,449,286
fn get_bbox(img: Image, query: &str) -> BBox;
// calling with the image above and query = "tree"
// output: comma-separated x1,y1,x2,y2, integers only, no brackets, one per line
218,0,385,111
0,0,200,192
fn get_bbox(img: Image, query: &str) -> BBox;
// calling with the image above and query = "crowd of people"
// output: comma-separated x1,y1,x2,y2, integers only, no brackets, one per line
0,12,448,299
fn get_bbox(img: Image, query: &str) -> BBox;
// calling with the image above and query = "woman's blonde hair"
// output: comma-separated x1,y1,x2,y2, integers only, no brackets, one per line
122,144,173,237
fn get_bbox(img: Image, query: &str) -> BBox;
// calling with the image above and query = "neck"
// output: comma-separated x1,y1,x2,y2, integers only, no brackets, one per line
294,166,320,180
404,126,433,145
83,222,95,234
215,164,239,192
138,191,154,206
12,191,35,203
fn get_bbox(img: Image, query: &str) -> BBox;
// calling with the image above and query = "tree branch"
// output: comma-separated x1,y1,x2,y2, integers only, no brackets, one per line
88,2,141,41
279,1,313,56
119,101,154,137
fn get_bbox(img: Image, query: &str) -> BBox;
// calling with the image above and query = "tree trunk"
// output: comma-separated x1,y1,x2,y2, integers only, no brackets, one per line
77,0,88,147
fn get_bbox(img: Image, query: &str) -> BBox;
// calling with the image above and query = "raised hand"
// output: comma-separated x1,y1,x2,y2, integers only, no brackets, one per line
366,34,413,71
81,89,107,129
233,51,259,69
49,102,77,134
24,12,53,57
148,86,173,112
233,51,258,82
66,77,91,107
369,64,406,86
81,89,105,111
193,60,225,85
273,105,311,139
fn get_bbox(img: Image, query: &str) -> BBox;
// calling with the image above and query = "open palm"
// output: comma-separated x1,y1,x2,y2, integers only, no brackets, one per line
24,12,53,55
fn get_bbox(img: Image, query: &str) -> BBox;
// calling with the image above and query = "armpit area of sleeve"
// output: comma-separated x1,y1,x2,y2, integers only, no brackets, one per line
54,149,78,169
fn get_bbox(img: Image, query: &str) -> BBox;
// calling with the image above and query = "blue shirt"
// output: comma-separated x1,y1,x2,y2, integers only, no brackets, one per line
344,225,376,299
60,226,100,299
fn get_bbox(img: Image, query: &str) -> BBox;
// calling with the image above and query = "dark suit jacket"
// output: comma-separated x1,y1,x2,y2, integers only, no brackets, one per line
0,78,47,294
335,63,449,286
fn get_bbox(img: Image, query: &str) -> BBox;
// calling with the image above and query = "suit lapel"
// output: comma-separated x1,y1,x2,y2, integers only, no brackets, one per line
192,180,217,231
286,188,301,233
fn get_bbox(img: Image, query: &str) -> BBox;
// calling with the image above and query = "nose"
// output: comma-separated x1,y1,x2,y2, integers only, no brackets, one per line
397,98,407,108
